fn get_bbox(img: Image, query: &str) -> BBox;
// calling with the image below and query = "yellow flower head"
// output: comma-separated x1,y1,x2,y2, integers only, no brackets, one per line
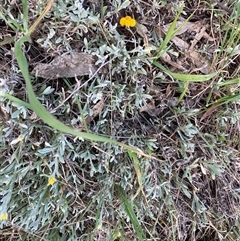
119,16,136,27
48,176,56,186
96,225,101,230
17,136,23,142
0,213,8,221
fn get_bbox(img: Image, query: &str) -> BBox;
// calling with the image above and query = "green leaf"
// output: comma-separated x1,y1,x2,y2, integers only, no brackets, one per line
128,151,146,202
153,60,217,82
118,186,146,241
156,3,184,56
22,0,29,33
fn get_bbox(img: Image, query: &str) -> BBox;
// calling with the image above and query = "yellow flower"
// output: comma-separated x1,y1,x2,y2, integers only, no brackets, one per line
119,16,136,27
48,176,56,186
0,213,8,221
17,135,23,142
96,225,101,230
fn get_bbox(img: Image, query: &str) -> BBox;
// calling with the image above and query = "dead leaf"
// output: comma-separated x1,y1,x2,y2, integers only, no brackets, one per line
0,106,8,121
200,102,221,121
163,20,215,42
32,52,99,79
79,99,105,130
139,100,155,113
136,23,149,47
160,52,185,71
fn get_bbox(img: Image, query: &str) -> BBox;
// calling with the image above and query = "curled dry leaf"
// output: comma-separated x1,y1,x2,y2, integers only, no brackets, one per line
136,23,149,48
32,52,99,79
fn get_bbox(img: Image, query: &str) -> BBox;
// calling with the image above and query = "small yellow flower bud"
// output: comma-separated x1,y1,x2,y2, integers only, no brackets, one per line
48,176,56,186
0,213,8,221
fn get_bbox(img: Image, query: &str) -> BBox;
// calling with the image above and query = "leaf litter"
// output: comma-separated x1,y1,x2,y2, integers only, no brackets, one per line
158,18,215,74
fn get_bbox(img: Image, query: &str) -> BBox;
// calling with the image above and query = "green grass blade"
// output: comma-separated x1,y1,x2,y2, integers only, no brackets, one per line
156,3,184,56
95,198,103,230
3,93,32,110
153,60,217,82
22,0,28,33
0,36,16,45
215,77,240,87
128,151,147,202
118,186,146,241
0,9,17,31
14,36,117,143
212,93,240,105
